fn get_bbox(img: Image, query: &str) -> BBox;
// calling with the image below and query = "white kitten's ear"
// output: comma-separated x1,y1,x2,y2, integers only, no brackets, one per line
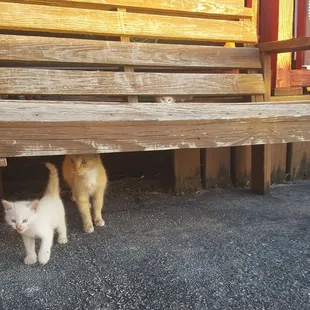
29,200,40,212
1,200,13,212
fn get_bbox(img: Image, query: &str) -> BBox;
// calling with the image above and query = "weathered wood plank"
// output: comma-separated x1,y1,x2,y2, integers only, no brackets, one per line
290,70,310,87
258,37,310,53
2,0,252,19
0,102,310,156
1,101,310,123
0,3,257,43
0,70,265,96
274,87,303,96
271,95,310,102
0,35,262,69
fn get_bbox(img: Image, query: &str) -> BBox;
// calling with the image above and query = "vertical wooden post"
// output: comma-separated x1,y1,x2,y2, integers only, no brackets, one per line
173,148,201,193
251,144,271,194
202,41,234,189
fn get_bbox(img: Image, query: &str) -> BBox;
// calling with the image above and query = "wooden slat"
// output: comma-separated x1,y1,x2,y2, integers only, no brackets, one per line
274,87,303,96
258,37,310,53
271,95,310,102
0,70,265,96
2,0,252,19
0,3,257,43
0,35,262,69
1,101,310,157
290,70,310,87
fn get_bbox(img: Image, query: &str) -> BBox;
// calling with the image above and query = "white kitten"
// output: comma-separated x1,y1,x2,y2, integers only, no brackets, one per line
2,163,67,265
155,95,193,103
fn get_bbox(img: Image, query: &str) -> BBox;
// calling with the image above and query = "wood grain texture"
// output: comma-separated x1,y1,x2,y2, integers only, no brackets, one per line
287,142,310,180
271,95,310,102
0,0,250,18
203,147,231,188
173,149,201,193
258,37,310,53
271,143,287,183
276,0,294,88
231,146,251,187
0,3,257,43
251,144,271,194
1,101,310,157
290,70,310,87
0,35,262,69
117,7,138,104
0,69,265,96
2,0,252,19
274,87,303,96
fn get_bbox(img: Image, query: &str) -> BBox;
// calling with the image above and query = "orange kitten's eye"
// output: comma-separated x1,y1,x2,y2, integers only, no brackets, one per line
81,160,87,165
70,159,74,163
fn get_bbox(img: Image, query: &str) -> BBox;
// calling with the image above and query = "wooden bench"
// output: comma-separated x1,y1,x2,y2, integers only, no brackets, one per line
1,0,310,195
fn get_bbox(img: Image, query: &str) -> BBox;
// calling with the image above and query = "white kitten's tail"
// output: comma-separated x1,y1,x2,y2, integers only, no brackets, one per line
44,162,60,197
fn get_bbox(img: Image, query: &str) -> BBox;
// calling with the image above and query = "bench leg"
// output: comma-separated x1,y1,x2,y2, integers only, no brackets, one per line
251,144,271,194
231,146,251,187
0,168,3,198
173,149,201,193
202,147,231,188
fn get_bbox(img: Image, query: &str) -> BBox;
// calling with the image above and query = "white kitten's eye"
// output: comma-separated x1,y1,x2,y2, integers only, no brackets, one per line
22,219,28,223
12,219,16,223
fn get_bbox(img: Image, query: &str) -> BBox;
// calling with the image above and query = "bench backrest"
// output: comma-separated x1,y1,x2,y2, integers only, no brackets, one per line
0,0,264,101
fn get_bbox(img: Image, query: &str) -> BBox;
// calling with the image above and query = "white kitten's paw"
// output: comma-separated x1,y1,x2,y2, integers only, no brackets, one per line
57,236,68,244
38,253,50,265
24,255,37,265
94,218,105,227
83,224,94,233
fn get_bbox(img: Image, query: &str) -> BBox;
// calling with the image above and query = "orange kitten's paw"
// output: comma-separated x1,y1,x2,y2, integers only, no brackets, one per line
94,218,105,227
83,224,94,233
24,255,37,265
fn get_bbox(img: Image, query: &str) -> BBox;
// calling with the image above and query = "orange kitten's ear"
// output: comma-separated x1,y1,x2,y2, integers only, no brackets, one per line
29,200,40,212
2,200,13,211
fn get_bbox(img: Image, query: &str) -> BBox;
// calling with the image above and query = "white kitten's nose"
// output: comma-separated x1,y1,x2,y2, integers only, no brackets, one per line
16,225,22,232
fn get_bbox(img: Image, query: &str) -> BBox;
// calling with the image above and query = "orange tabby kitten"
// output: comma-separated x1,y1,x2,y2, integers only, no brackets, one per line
62,154,108,233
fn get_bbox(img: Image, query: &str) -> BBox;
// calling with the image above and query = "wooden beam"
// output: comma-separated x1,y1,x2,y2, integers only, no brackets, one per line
1,101,310,157
2,0,252,19
271,143,287,184
0,35,262,69
0,2,257,43
290,70,310,87
173,149,201,193
271,94,310,102
276,0,294,89
258,37,310,54
0,69,265,96
274,87,303,96
251,144,271,194
203,147,231,188
287,142,310,180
